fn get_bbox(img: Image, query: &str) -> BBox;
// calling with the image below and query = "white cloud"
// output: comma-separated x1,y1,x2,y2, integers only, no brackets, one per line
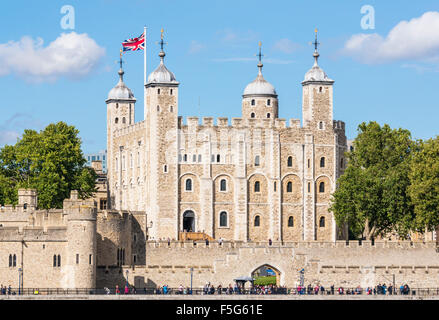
218,28,258,44
342,11,439,64
0,32,106,82
188,40,206,54
273,38,301,54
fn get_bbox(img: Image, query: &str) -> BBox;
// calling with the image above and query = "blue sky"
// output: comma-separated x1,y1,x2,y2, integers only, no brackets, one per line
0,0,438,153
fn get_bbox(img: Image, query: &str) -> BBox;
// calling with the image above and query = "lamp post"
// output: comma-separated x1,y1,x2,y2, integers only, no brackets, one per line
18,268,22,295
190,267,193,295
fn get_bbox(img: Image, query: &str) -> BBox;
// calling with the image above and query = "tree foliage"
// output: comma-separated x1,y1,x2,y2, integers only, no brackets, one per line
408,137,439,233
330,121,415,240
0,122,97,209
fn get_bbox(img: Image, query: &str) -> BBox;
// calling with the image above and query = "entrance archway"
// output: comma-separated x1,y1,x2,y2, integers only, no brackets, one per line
251,264,281,286
182,210,195,232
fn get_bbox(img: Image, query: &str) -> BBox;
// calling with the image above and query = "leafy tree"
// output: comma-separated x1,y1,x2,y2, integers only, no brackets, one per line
0,122,96,209
330,121,415,240
408,137,439,233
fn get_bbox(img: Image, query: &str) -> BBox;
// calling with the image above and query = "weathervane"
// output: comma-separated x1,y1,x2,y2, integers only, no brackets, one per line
157,28,167,52
256,41,263,64
312,28,320,52
118,49,124,69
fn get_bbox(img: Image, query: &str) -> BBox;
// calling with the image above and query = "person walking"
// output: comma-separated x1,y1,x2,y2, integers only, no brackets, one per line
115,285,120,295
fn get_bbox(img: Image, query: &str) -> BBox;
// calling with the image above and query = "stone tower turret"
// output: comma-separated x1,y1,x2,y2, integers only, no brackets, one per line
301,30,334,130
106,53,136,209
242,42,278,120
64,191,97,288
145,30,180,240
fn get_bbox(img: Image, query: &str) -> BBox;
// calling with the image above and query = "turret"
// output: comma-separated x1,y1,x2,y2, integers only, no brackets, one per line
242,42,278,120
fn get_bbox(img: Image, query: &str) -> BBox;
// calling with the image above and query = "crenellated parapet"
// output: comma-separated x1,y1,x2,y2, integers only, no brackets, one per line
114,120,146,138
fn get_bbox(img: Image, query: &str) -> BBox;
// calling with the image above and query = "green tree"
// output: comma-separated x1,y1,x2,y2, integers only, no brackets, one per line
408,137,439,233
0,122,97,209
330,121,415,240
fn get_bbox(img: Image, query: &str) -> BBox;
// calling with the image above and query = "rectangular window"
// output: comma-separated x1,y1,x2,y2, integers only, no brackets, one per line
133,255,137,264
76,254,79,264
89,254,92,265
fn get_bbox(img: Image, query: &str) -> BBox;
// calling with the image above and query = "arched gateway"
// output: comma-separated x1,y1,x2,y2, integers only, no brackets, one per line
251,264,281,286
182,210,195,232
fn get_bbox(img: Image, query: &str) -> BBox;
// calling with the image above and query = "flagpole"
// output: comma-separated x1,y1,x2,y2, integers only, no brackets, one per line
144,26,147,121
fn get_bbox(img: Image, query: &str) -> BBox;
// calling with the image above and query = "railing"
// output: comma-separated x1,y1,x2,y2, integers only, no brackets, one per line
1,287,438,296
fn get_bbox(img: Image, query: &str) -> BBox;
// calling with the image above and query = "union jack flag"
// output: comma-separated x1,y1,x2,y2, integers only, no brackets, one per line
122,32,145,51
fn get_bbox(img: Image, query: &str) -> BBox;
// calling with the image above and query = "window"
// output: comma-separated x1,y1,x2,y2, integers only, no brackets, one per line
23,203,28,210
274,181,277,192
133,234,137,242
288,216,294,227
220,212,228,227
319,121,323,130
220,179,227,191
130,153,133,168
158,88,161,94
193,154,197,162
319,217,325,227
198,154,202,162
170,89,173,95
122,117,126,124
211,154,215,162
308,182,311,193
319,182,325,193
116,103,119,109
251,99,255,106
53,255,57,267
185,178,192,191
254,215,260,227
267,99,271,106
184,154,187,162
58,255,61,267
254,181,260,192
8,254,12,267
267,113,271,118
115,157,118,172
133,255,137,263
76,254,79,264
287,156,293,167
100,199,107,210
157,105,160,112
255,156,260,166
287,181,293,193
251,113,255,118
89,254,92,265
340,158,344,168
163,165,168,173
115,117,119,124
320,157,325,168
319,87,323,92
307,159,310,168
170,106,174,112
217,154,221,163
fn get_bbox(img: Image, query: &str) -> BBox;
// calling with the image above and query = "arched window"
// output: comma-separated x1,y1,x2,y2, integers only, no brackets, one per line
193,154,197,162
9,254,12,267
319,216,325,227
287,181,293,193
254,181,260,192
251,99,255,106
53,255,57,267
58,255,61,267
319,121,323,130
220,211,227,227
267,113,271,118
185,178,192,191
122,117,126,124
267,99,271,106
170,106,174,112
23,203,28,210
13,254,16,267
319,87,323,92
184,154,187,162
170,89,173,95
254,215,260,227
158,88,161,95
198,154,202,162
287,156,293,167
251,113,255,118
115,117,119,124
255,155,260,166
217,154,221,163
288,216,294,227
116,103,119,109
319,182,325,193
163,165,168,173
157,105,160,112
220,179,227,191
320,157,325,168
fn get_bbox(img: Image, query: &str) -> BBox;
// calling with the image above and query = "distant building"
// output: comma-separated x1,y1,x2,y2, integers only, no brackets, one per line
85,150,107,173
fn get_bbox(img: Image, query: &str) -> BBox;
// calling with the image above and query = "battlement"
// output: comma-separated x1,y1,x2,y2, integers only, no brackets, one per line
145,240,438,250
0,225,67,241
114,120,146,138
333,120,345,131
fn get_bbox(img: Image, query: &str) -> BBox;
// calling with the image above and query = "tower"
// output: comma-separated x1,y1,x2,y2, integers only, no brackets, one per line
106,52,136,209
145,29,180,240
301,30,334,129
242,42,278,120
